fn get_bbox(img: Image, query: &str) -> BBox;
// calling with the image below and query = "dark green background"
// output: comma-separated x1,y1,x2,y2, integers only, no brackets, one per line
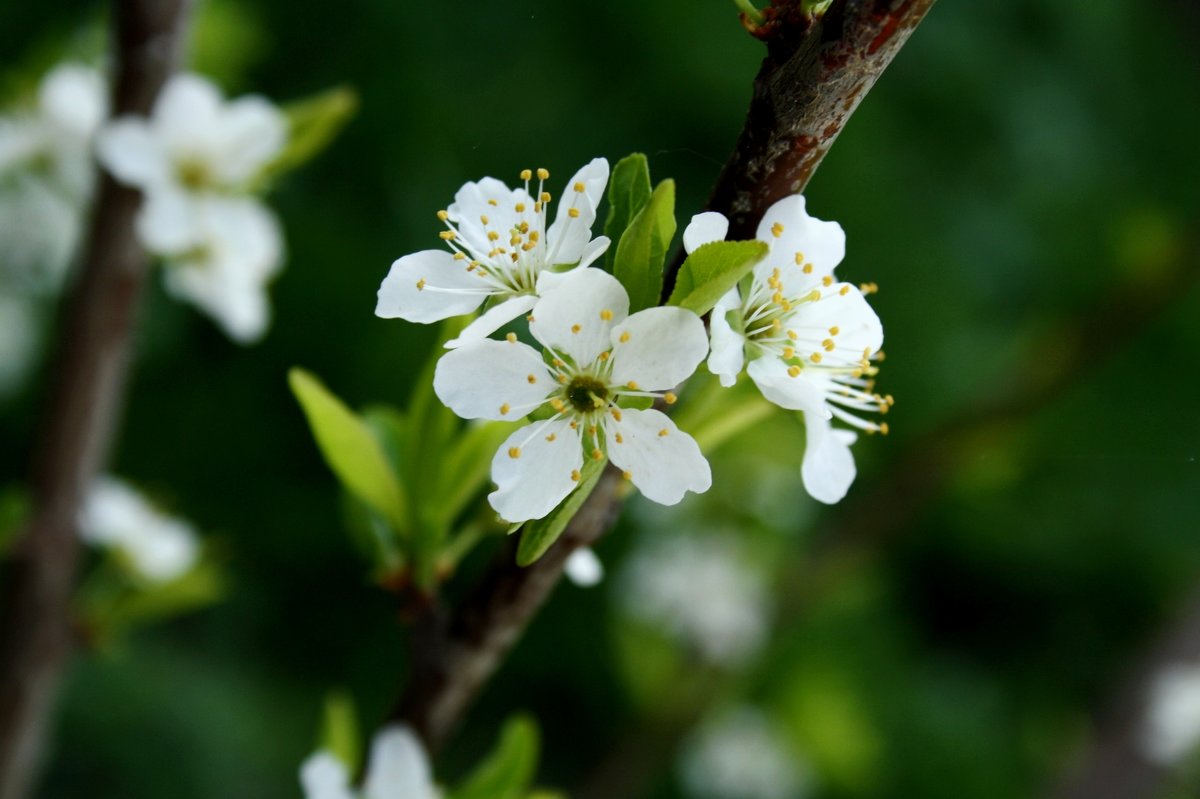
2,1,1199,797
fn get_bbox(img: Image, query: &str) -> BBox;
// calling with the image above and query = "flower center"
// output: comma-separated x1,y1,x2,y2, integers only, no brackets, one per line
176,158,212,191
565,375,608,414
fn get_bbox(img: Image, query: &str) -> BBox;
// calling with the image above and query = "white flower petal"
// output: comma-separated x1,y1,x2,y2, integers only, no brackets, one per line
547,157,609,265
362,725,438,799
376,250,489,323
211,95,287,185
707,287,745,387
447,177,527,257
489,418,583,523
803,286,883,359
746,357,829,414
433,339,553,421
529,268,628,366
800,412,858,504
606,408,711,505
152,73,224,153
125,517,199,582
577,235,611,269
95,119,170,188
608,307,708,391
136,189,202,254
38,64,107,139
444,294,538,349
756,194,845,277
300,752,354,799
565,547,604,587
682,211,729,254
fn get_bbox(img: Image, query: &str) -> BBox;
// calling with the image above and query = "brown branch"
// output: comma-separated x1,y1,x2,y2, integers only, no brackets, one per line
663,0,936,296
0,3,191,796
394,0,938,755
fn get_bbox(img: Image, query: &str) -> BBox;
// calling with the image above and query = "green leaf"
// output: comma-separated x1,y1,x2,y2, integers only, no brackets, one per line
431,421,517,532
0,486,29,555
318,691,361,773
88,559,225,630
260,86,358,183
450,715,540,799
612,179,676,312
516,457,606,567
602,153,652,271
288,368,408,532
667,240,768,316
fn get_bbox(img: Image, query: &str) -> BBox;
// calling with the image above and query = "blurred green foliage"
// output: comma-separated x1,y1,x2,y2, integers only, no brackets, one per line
1,0,1199,797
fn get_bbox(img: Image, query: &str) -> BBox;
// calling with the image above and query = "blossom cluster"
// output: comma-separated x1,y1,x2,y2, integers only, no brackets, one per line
97,73,289,342
376,159,889,522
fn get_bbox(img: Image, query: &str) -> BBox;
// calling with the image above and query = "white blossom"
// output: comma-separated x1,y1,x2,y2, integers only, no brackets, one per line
433,268,711,523
678,707,810,799
78,477,199,583
684,197,889,504
618,532,768,666
1142,661,1200,764
300,725,440,799
96,73,287,342
565,547,604,587
376,159,611,348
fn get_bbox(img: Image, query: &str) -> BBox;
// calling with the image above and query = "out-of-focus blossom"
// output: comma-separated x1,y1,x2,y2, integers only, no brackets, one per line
78,476,199,583
376,159,610,348
617,532,768,666
678,707,810,799
565,547,604,587
683,197,890,504
300,725,440,799
96,73,287,342
1142,661,1200,764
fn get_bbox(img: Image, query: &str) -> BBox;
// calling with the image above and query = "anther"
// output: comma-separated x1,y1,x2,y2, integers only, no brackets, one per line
600,309,613,321
453,252,466,261
771,222,784,237
439,231,456,241
515,203,526,213
499,403,511,415
545,432,557,442
416,278,426,291
506,332,517,343
537,168,549,180
487,231,500,241
571,324,581,334
787,365,801,378
664,392,677,405
527,374,537,384
508,447,521,458
540,192,551,203
611,409,622,421
828,326,840,336
437,210,449,221
822,275,833,287
619,331,631,343
782,347,795,359
627,380,639,390
622,470,632,480
480,214,489,225
571,470,581,482
810,352,823,363
568,207,580,218
823,338,835,351
615,433,624,444
574,181,585,192
592,448,603,461
520,169,532,180
657,428,669,437
803,263,813,274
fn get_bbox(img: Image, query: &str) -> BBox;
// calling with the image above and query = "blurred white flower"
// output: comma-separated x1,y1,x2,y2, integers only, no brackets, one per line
96,73,287,342
684,197,890,504
433,268,711,523
618,532,768,666
679,707,810,799
78,477,199,583
376,159,610,348
0,293,38,398
0,62,107,288
1142,661,1200,764
300,725,440,799
565,547,604,587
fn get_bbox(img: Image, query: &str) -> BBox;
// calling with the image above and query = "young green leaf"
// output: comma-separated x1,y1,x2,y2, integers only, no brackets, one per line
450,715,540,799
602,153,652,271
666,239,768,316
259,86,358,184
318,691,361,773
288,368,408,532
612,179,676,312
516,458,606,567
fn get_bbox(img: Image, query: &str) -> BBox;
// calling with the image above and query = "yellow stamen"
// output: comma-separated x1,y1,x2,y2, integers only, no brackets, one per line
664,392,677,405
508,447,521,459
499,403,511,415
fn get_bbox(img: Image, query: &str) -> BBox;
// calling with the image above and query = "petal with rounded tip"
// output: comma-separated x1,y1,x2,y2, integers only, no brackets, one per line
609,306,708,391
756,195,845,278
489,418,583,523
444,294,538,349
376,250,489,322
433,339,553,421
801,413,858,504
95,119,171,189
605,408,711,505
299,752,354,799
800,285,883,359
682,211,729,254
529,268,628,367
212,95,287,185
362,725,439,799
153,73,224,153
707,287,745,387
547,157,609,264
746,357,828,414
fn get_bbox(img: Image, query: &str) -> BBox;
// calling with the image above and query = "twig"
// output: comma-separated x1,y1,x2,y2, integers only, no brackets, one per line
0,3,191,796
394,0,938,754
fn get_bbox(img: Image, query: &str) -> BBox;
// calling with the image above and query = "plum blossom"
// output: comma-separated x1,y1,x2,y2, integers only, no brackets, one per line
1142,661,1200,764
565,547,604,587
678,707,810,799
684,196,890,504
618,532,768,666
300,725,439,799
78,477,199,583
0,63,107,288
376,159,610,348
433,268,711,523
96,73,287,342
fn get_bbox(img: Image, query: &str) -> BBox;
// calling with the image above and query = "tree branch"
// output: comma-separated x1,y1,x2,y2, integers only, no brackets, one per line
0,3,191,796
394,0,938,755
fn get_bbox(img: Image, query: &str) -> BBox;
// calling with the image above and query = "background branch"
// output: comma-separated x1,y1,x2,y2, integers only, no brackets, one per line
0,2,191,796
394,0,938,755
